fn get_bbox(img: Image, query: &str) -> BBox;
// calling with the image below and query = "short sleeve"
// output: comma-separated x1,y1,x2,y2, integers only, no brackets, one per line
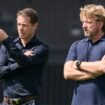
66,42,78,61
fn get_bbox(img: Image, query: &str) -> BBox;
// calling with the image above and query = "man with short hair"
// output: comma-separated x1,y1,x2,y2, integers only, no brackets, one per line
0,8,49,105
64,4,105,105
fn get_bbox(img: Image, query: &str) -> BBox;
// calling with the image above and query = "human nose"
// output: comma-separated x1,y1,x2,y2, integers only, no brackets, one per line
82,22,87,28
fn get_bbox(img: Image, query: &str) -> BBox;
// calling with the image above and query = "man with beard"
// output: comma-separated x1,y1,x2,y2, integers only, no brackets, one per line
64,4,105,105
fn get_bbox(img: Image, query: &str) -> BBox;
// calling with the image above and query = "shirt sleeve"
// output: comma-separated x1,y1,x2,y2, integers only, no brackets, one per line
2,37,49,68
66,41,78,61
0,45,20,78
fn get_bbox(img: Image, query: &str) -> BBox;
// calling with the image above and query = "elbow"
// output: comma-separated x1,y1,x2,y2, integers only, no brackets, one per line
63,62,73,80
64,69,77,81
64,72,76,80
64,74,68,80
63,71,70,80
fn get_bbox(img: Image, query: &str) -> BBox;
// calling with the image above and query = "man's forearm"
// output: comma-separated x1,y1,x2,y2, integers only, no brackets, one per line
79,61,105,75
64,68,95,81
64,61,95,81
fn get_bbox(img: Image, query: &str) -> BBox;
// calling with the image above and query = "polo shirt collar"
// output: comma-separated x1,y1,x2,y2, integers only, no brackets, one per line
84,34,105,42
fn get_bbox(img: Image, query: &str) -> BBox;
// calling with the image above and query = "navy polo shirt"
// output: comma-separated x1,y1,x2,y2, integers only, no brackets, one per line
66,35,105,105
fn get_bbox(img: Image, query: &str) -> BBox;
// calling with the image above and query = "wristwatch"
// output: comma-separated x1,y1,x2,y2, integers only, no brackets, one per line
76,60,82,69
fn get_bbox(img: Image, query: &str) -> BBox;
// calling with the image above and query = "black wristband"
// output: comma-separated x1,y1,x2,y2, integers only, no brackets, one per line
76,60,82,69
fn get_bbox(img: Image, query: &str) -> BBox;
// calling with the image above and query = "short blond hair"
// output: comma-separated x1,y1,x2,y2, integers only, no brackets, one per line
80,4,105,32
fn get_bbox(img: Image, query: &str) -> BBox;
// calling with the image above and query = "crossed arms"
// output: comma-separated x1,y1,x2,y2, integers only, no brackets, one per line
63,55,105,81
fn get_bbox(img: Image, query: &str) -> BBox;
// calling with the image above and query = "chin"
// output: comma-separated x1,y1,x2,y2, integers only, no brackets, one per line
85,34,90,37
84,32,90,37
19,36,25,39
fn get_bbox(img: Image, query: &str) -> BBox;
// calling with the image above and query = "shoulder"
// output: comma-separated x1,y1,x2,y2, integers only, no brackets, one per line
35,38,49,49
71,38,88,47
73,38,88,44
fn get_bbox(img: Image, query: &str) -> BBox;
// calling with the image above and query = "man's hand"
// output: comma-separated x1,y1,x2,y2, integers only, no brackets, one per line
0,29,8,41
24,50,33,57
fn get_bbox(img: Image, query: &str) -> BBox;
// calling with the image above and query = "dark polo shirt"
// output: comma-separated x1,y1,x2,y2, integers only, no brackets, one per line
66,35,105,105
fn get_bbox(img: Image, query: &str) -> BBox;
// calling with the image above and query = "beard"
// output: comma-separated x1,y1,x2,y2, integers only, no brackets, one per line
83,30,99,40
84,30,91,37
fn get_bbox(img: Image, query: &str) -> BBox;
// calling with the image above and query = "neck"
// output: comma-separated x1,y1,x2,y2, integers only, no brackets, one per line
21,36,34,47
21,39,27,47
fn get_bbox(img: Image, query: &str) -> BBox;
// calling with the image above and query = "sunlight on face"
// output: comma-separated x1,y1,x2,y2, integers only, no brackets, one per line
17,15,36,40
81,16,100,38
